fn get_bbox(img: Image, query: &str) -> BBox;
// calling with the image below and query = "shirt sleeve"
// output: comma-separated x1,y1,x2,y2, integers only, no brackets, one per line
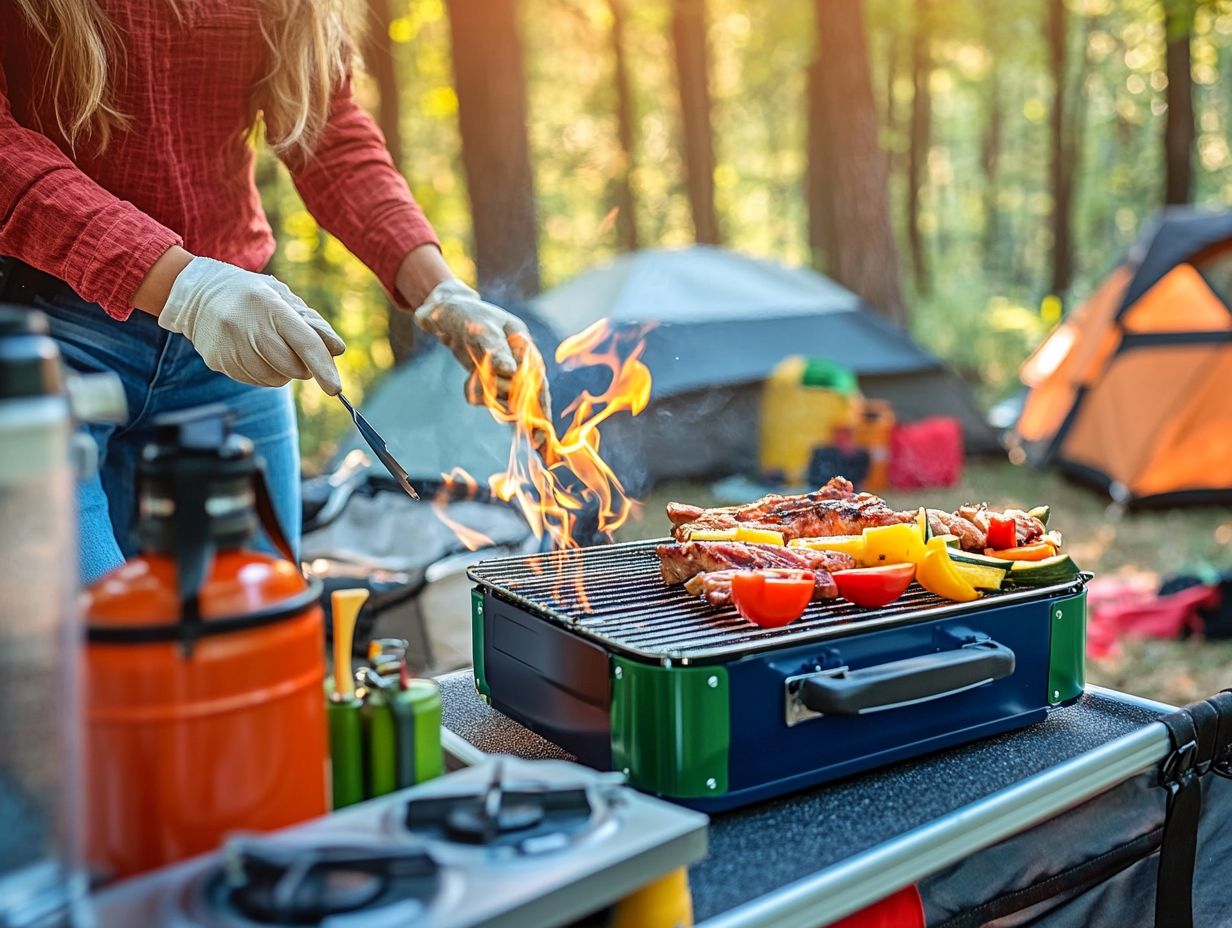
0,69,182,320
280,79,440,309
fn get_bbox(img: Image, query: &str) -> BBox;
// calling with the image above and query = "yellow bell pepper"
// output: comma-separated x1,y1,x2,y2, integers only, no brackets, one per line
862,523,926,566
916,541,980,602
734,526,786,546
687,528,738,542
951,562,1005,591
788,534,867,562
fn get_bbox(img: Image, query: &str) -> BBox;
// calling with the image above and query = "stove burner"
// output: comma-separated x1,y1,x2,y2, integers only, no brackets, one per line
205,837,439,925
404,762,597,853
444,799,544,843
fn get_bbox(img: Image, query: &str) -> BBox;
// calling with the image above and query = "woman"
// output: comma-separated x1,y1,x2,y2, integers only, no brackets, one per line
0,0,539,583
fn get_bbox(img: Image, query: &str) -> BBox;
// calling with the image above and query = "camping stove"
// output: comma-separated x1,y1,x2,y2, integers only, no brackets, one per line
91,757,708,928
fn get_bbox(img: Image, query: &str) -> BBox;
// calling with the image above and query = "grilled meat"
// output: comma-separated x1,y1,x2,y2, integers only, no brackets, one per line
667,478,1050,552
669,485,909,543
666,476,858,539
657,541,856,585
925,509,987,550
684,568,838,607
955,505,1047,548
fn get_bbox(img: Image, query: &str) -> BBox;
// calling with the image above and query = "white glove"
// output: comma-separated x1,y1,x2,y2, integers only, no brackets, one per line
159,257,345,394
413,279,549,418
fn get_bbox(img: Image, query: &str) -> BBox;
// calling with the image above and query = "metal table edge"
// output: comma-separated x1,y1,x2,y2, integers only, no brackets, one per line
694,688,1175,928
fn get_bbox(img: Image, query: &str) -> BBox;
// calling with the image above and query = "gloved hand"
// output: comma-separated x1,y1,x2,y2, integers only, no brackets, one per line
159,257,345,394
413,279,551,420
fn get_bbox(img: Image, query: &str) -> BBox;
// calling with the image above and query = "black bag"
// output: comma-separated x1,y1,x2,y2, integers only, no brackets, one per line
300,461,537,673
922,691,1232,928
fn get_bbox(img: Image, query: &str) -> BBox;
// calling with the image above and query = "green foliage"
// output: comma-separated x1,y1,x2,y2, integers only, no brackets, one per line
910,283,1050,408
256,0,1232,471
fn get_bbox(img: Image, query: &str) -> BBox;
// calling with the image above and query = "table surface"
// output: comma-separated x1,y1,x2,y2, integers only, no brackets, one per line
436,672,1164,924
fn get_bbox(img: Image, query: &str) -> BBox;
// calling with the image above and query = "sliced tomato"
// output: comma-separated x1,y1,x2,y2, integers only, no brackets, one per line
983,542,1058,562
731,570,814,628
833,563,916,608
986,514,1017,551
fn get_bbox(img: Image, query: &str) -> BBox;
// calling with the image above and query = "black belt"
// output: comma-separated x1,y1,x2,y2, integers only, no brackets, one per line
0,257,77,306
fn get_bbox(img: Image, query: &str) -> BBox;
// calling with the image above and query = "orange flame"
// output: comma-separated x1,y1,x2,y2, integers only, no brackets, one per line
433,467,495,552
433,319,652,574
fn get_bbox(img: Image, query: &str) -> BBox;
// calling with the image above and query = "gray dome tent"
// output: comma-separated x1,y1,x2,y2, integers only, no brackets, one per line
329,246,995,493
530,246,997,489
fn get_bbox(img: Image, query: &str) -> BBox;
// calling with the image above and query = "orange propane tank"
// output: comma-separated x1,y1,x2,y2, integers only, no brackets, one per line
83,406,328,882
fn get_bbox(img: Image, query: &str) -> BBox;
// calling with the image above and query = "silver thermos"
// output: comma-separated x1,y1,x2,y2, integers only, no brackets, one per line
0,305,120,928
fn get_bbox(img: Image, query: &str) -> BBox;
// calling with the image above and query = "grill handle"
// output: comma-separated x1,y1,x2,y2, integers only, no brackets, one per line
799,640,1016,716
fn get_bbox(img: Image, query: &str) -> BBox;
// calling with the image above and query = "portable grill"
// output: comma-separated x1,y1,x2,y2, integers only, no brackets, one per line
468,539,1087,811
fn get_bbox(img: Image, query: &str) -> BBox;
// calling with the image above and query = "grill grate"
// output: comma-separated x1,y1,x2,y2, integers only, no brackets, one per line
468,539,1085,663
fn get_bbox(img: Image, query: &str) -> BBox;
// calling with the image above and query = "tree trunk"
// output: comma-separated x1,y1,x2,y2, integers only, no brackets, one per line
445,0,540,302
363,0,403,170
671,0,721,245
361,0,417,362
806,0,907,324
906,0,931,293
1162,0,1195,204
883,19,902,165
980,5,1003,269
608,0,639,251
1046,0,1073,297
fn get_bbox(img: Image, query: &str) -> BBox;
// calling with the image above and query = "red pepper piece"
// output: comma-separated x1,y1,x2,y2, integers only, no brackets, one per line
986,514,1017,551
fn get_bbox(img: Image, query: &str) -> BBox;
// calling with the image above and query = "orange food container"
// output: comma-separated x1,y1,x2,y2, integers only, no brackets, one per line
83,407,327,882
854,399,896,492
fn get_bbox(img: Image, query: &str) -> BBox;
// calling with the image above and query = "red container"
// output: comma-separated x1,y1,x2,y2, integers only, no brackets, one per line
83,407,327,881
888,417,964,489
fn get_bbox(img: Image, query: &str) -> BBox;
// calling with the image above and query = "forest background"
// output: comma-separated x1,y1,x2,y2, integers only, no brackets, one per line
256,0,1232,467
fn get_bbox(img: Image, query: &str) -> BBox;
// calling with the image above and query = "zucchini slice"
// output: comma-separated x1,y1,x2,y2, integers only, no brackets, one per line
949,549,1015,569
1028,505,1051,527
1008,553,1081,586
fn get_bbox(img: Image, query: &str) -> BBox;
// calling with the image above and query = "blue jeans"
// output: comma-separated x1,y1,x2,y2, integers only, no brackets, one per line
35,292,301,586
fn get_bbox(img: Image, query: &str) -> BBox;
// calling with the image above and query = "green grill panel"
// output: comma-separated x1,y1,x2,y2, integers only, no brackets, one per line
610,657,731,799
1048,589,1087,705
471,587,491,701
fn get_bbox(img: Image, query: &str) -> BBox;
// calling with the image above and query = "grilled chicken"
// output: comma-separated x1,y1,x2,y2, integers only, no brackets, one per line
671,492,908,542
657,541,855,585
954,505,1047,548
667,478,1048,552
925,509,987,550
684,568,838,607
666,476,860,539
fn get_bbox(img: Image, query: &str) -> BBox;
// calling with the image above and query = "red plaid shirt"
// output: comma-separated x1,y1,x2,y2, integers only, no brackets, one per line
0,0,438,320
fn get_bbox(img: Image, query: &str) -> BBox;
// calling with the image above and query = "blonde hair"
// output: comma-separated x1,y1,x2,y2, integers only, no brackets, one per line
12,0,354,157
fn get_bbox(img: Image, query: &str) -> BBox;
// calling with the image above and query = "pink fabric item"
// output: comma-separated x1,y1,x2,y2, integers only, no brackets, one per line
0,0,438,319
888,417,964,489
1086,576,1219,660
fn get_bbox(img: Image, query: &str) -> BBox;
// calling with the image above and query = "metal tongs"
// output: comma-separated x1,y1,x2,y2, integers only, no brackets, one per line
338,392,420,500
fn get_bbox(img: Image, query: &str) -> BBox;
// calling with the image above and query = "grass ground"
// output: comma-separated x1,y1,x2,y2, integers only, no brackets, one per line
614,460,1232,706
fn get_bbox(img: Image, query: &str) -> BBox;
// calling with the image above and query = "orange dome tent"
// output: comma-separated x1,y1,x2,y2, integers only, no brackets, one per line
1016,209,1232,504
